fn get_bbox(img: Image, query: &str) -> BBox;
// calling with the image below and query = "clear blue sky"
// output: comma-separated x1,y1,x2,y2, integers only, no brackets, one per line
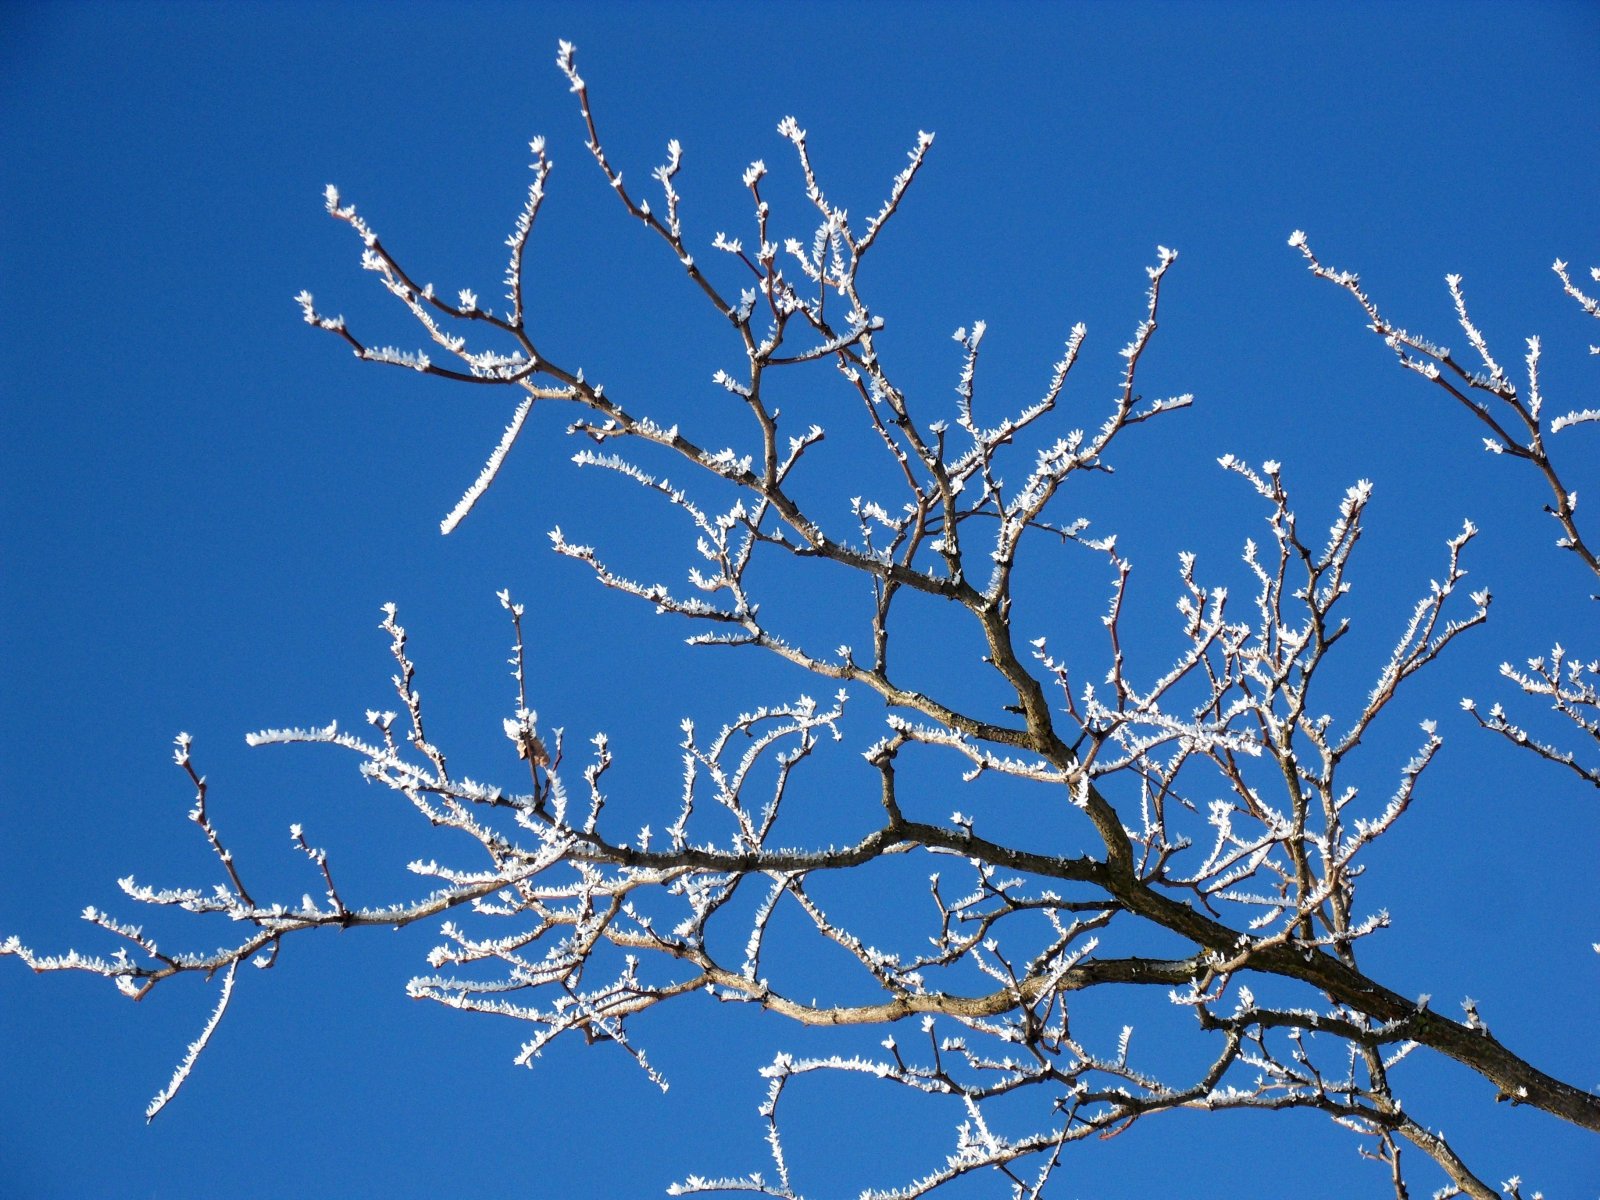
2,2,1596,1197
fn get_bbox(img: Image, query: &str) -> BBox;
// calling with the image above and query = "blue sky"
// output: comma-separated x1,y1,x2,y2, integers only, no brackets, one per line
2,2,1597,1197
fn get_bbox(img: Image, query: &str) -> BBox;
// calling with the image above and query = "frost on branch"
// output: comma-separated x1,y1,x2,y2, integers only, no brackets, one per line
5,43,1596,1200
440,396,535,535
1464,648,1600,789
1298,235,1599,793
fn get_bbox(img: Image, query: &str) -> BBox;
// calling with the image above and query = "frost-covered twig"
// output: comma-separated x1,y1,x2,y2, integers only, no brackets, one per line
6,44,1594,1200
1291,233,1597,582
1296,234,1599,797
